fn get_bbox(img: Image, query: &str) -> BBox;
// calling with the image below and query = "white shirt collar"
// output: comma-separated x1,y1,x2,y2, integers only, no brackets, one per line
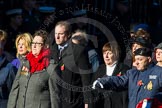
106,61,117,76
58,43,68,50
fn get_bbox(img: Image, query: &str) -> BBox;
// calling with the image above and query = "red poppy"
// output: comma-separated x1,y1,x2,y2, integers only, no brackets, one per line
137,80,143,86
117,72,122,76
61,64,65,71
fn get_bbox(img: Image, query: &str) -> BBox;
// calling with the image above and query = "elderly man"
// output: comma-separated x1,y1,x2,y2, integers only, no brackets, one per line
92,47,162,108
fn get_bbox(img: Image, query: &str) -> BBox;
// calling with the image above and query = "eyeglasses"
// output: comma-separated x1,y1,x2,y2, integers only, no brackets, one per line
31,42,43,46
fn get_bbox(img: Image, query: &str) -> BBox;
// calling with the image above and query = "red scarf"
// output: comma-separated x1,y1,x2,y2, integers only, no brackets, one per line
26,48,50,73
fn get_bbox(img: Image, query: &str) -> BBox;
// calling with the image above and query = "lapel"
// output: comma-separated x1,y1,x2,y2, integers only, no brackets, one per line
100,64,107,77
92,64,106,81
61,41,79,73
50,43,59,62
112,62,120,76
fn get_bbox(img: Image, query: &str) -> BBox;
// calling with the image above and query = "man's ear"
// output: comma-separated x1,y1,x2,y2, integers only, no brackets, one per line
68,34,71,39
148,56,152,63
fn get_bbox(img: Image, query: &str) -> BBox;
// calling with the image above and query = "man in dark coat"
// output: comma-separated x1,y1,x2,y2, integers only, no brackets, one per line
50,21,92,108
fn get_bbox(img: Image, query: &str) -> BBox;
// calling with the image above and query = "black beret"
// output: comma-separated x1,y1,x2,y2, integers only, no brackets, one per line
133,37,150,48
134,47,152,57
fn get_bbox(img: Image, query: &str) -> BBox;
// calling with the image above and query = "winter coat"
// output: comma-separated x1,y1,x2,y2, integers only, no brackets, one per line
89,62,129,108
0,54,16,108
97,64,162,108
7,49,58,108
50,40,92,108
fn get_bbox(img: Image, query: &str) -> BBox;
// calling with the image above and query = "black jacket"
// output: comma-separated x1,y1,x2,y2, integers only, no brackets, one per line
89,62,130,108
50,40,92,108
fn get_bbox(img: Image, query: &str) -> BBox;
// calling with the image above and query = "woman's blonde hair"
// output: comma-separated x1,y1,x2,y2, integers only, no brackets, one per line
15,33,33,57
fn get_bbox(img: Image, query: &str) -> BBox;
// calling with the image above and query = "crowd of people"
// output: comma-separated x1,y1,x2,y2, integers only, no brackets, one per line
0,18,162,108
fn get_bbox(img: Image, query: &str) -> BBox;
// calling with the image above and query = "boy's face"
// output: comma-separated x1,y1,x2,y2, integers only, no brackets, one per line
155,49,162,62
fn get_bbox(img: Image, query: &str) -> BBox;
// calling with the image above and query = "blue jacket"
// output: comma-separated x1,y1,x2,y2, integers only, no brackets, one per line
98,64,162,108
0,55,16,108
11,58,20,69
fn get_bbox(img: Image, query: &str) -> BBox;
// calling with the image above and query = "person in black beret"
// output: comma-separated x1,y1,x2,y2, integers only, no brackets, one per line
133,47,152,70
134,47,152,57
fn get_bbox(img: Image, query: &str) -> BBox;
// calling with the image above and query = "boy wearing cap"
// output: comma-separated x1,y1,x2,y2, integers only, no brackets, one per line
92,47,162,108
154,42,162,67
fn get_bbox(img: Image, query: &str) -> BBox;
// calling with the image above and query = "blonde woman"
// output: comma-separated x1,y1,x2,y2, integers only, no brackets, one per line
11,33,33,69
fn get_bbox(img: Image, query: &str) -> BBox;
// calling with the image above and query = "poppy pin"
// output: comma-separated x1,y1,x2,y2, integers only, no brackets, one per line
137,80,144,86
61,64,65,71
117,72,122,76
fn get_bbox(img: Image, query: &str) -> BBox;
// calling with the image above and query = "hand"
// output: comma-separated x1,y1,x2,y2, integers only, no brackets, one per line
92,79,104,89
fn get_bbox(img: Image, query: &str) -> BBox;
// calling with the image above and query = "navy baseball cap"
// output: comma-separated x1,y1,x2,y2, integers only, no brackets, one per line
133,23,150,33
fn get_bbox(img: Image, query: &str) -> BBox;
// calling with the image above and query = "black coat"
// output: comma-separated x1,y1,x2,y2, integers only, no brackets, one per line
89,62,130,108
50,40,92,108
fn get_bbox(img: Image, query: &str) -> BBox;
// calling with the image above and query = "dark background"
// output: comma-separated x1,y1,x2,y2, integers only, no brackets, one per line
0,0,162,62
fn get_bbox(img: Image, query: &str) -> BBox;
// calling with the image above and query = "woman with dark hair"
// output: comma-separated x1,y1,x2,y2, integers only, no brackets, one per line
89,42,129,108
